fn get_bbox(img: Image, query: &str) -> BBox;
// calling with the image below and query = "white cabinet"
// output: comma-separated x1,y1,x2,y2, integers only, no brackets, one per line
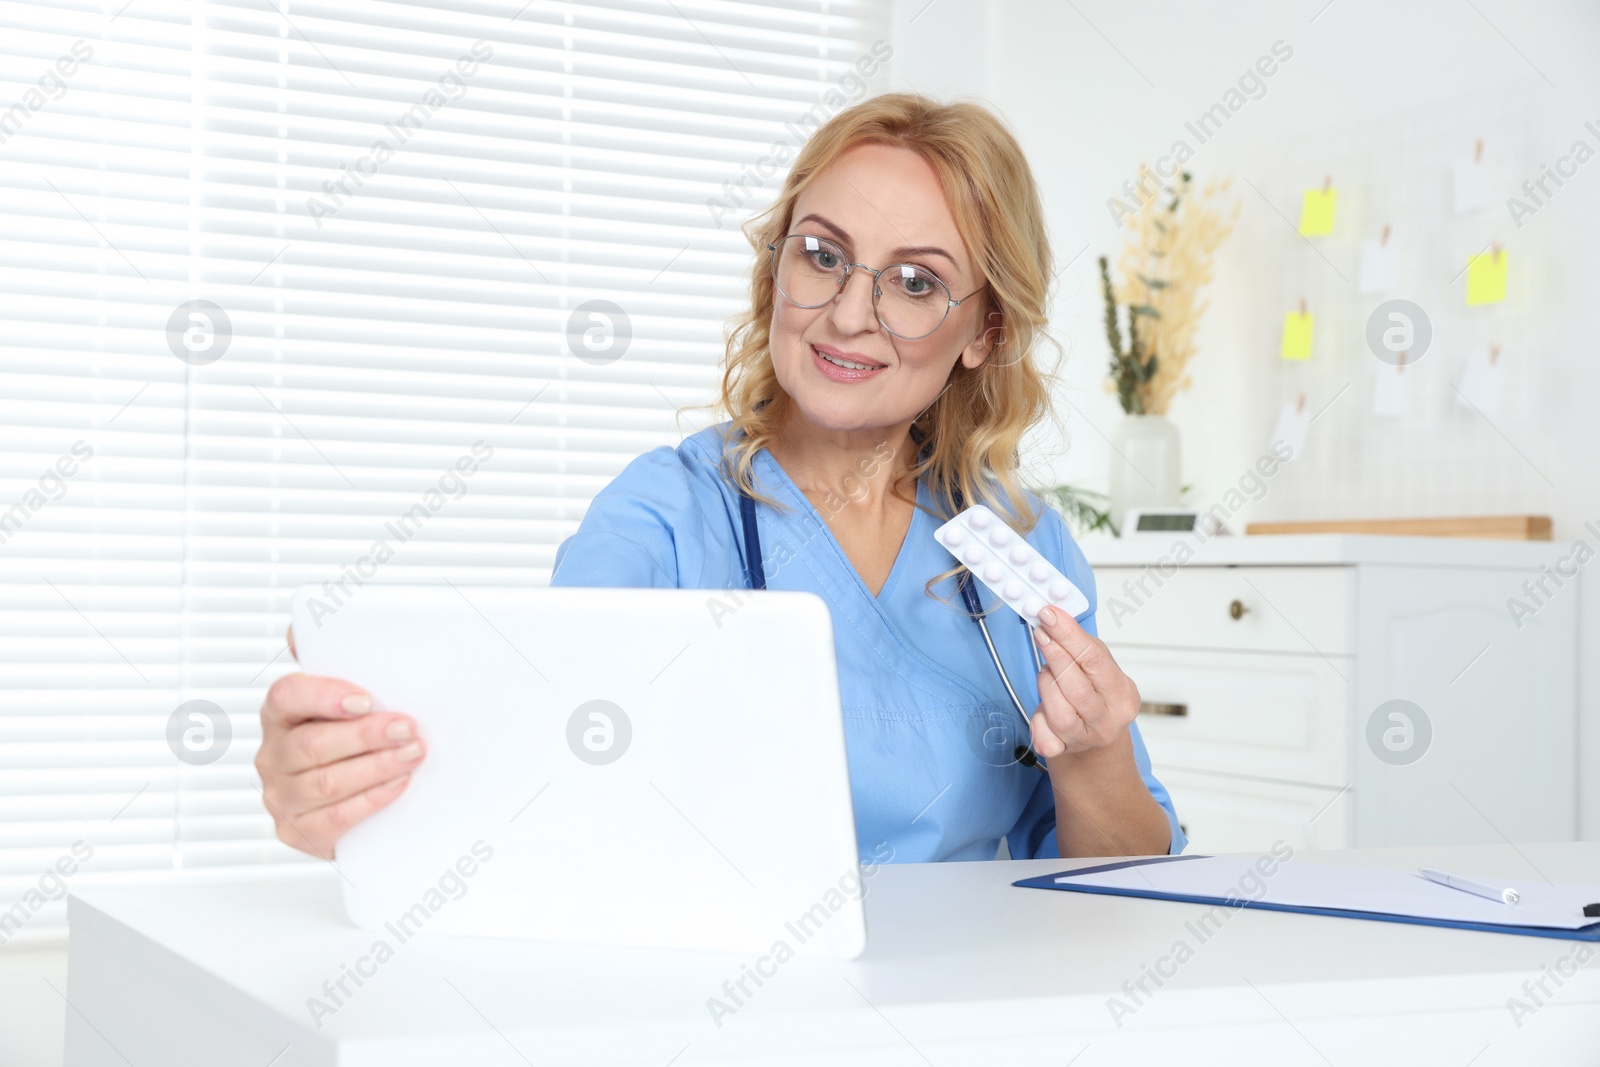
1112,647,1350,787
1153,766,1351,852
1085,534,1578,852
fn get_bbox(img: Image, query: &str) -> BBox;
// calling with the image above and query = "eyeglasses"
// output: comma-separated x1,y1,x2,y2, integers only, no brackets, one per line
766,234,984,341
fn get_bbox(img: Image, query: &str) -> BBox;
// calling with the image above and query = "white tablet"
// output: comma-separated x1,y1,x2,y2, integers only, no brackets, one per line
289,584,866,959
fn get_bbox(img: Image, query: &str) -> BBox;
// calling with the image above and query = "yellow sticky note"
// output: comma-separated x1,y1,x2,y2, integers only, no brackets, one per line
1299,187,1337,236
1466,248,1508,305
1280,311,1313,360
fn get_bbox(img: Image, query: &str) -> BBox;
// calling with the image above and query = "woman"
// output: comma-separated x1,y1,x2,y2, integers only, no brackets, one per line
256,93,1185,864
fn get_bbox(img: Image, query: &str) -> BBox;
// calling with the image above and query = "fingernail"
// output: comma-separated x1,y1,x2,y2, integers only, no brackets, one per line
1034,625,1051,646
397,741,423,763
342,694,372,715
385,719,412,741
1038,606,1056,626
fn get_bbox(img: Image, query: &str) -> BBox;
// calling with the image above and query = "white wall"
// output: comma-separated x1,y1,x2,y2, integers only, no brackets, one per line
891,0,1600,837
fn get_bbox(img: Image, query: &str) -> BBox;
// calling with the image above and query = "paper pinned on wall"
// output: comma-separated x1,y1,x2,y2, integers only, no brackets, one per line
1466,248,1508,305
1456,346,1507,416
1299,185,1337,236
1271,397,1311,461
1372,361,1413,418
1358,236,1400,294
1453,157,1495,213
1280,309,1314,360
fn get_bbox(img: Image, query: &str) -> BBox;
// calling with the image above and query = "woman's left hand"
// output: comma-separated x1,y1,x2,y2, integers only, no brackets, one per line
1028,605,1141,759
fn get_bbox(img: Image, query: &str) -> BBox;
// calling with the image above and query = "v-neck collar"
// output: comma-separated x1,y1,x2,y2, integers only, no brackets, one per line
755,447,925,602
748,443,999,709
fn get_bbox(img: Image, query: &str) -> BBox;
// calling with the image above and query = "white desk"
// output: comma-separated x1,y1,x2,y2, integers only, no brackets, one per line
65,842,1600,1065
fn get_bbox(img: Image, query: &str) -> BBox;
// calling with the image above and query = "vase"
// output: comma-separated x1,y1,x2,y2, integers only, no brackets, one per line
1107,414,1181,533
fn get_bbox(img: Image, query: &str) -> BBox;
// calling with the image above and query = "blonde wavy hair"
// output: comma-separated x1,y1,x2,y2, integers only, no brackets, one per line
706,92,1062,541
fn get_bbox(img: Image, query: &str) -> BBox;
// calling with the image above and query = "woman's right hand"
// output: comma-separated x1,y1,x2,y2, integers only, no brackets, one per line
255,629,426,859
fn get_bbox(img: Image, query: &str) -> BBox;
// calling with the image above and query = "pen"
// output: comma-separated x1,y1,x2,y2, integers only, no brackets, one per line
1418,867,1519,905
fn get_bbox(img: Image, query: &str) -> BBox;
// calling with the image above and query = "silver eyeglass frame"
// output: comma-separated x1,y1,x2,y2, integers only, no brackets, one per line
766,234,985,340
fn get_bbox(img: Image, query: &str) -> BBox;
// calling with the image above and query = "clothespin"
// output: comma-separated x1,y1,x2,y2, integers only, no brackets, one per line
1298,297,1307,317
1396,350,1408,372
1322,174,1332,192
1489,343,1501,365
1296,393,1306,414
1380,224,1391,246
1491,240,1502,263
1474,139,1484,163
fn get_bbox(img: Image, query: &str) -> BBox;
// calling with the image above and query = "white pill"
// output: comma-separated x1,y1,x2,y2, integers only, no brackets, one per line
989,528,1011,547
1002,581,1023,600
1022,597,1045,616
944,528,965,547
1009,545,1030,565
964,546,985,566
1048,581,1073,601
1029,563,1050,583
970,510,991,529
983,563,1003,583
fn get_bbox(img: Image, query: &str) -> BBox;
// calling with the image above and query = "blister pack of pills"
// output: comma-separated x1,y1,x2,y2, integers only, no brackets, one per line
933,504,1090,625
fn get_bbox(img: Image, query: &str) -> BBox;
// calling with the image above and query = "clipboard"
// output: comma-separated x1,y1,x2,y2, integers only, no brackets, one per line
1015,855,1600,942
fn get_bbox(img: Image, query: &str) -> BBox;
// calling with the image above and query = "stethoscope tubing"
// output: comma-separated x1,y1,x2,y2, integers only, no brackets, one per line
739,484,1047,773
960,571,1048,772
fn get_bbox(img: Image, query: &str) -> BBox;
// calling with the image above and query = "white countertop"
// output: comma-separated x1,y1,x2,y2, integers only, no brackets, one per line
64,842,1600,1065
1081,532,1566,569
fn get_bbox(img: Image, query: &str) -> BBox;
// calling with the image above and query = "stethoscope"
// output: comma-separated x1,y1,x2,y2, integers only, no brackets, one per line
738,484,1049,772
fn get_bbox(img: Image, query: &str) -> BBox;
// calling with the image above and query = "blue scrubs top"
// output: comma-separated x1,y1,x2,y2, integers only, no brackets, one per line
551,423,1186,863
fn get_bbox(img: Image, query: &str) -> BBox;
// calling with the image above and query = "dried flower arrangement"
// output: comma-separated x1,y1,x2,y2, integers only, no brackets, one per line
1100,169,1236,415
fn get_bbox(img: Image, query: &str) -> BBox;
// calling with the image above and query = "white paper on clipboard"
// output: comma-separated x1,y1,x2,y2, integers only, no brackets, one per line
1054,854,1600,931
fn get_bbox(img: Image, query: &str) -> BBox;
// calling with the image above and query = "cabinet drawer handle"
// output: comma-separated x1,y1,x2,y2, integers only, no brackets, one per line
1228,599,1249,620
1139,702,1188,717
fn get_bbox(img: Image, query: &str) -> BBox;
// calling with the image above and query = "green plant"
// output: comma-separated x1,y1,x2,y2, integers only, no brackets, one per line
1099,168,1236,415
1100,253,1157,416
1038,483,1117,538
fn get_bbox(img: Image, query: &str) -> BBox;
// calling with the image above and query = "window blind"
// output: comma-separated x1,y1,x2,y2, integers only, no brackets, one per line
0,0,883,947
